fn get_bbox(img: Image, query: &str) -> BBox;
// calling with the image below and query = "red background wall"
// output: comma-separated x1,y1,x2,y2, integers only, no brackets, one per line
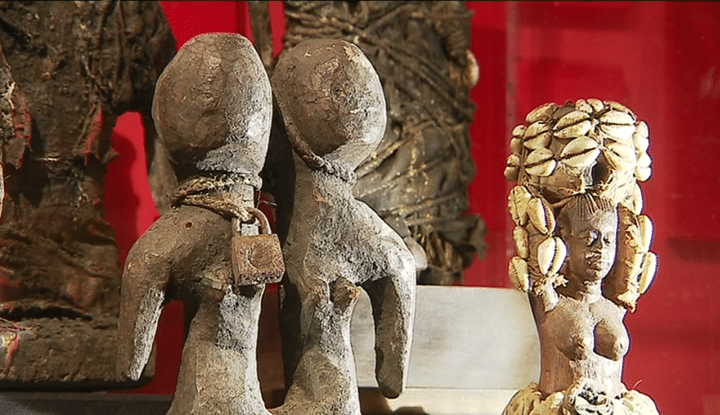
105,3,720,414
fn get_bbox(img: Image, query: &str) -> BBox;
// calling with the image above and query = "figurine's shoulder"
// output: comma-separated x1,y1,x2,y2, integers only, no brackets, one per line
353,199,415,274
128,206,231,260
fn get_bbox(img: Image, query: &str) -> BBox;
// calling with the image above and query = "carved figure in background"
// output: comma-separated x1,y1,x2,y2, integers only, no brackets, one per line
117,33,282,415
272,1,485,285
270,38,416,415
0,1,175,384
503,100,659,414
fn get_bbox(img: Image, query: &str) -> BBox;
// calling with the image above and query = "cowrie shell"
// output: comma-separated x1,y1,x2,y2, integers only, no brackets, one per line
508,185,533,226
639,252,658,294
510,137,523,155
537,236,567,276
637,152,652,168
633,130,650,153
505,166,519,181
636,121,649,140
575,99,594,114
512,124,527,138
524,131,552,150
506,154,521,181
636,165,652,182
604,141,637,171
600,123,636,142
555,110,591,131
465,50,479,88
604,100,635,117
637,215,653,252
527,197,556,235
560,136,600,168
555,120,593,140
587,98,604,113
525,148,556,177
509,256,530,293
526,102,558,124
600,109,635,126
605,101,635,118
524,121,550,139
513,226,529,259
551,105,575,121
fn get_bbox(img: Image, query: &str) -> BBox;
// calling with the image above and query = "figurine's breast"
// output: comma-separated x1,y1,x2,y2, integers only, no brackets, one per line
591,299,630,361
548,298,594,361
548,296,630,363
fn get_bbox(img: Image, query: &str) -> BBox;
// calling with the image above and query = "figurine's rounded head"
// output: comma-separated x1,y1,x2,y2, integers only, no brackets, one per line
271,38,386,169
152,33,272,180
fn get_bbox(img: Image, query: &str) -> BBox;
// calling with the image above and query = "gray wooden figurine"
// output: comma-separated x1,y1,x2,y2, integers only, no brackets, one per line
270,39,417,415
116,33,282,415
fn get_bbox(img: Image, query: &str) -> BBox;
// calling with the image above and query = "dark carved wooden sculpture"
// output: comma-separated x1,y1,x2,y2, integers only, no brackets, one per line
270,38,416,415
502,100,659,414
0,1,175,384
116,33,283,414
274,1,485,286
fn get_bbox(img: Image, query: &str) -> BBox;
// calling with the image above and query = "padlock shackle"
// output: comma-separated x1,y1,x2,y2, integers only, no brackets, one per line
233,207,272,235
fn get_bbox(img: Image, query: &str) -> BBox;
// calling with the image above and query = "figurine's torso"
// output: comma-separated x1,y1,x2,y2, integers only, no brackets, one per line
284,157,414,298
534,293,628,399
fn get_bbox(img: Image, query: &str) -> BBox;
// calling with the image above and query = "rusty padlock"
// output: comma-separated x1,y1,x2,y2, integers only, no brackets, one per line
231,207,285,285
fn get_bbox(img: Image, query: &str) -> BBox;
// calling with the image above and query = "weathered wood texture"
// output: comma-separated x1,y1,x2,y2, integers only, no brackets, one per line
116,34,279,415
271,39,416,415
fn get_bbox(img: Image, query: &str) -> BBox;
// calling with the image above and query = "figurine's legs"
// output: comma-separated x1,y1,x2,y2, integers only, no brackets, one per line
272,278,361,415
168,284,270,415
362,271,416,399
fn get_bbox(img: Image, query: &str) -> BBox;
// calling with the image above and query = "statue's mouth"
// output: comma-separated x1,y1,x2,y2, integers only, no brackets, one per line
585,252,607,271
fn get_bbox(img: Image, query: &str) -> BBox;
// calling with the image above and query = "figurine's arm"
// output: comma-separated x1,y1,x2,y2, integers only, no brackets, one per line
360,212,417,398
116,235,172,382
362,270,415,398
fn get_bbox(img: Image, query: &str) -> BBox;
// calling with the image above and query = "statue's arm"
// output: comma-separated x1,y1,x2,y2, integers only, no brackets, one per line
360,207,417,398
116,230,172,381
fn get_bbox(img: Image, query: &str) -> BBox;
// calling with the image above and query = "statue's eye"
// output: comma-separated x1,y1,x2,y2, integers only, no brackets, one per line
585,231,599,246
603,232,615,245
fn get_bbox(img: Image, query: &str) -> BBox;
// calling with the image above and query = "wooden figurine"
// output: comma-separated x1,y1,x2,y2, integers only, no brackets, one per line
502,100,660,414
116,33,283,415
270,38,416,415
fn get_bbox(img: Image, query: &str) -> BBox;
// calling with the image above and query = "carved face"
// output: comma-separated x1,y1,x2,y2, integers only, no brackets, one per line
562,208,618,284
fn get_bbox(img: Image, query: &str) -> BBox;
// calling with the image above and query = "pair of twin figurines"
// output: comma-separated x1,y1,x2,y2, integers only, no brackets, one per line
115,33,416,415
